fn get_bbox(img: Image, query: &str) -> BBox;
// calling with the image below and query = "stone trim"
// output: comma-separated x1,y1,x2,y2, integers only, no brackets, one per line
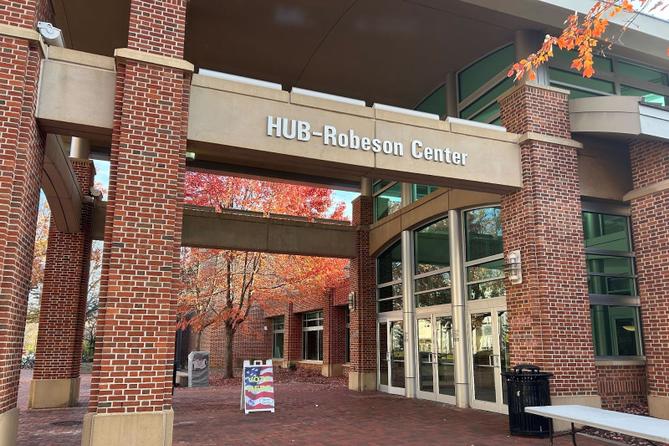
114,48,194,72
518,132,583,149
497,80,571,103
623,178,669,202
595,358,646,367
0,23,41,42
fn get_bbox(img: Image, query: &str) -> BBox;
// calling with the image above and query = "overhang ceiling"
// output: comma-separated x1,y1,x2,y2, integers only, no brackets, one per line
50,0,547,109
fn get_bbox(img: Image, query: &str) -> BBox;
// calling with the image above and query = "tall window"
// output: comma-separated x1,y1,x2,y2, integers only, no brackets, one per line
377,240,402,312
583,208,643,357
414,217,451,307
272,316,284,359
345,308,350,363
415,84,446,118
549,50,669,106
464,207,505,300
302,311,324,361
412,184,439,202
373,180,402,222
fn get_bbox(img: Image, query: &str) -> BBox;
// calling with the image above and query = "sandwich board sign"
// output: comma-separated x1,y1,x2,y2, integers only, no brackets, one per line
240,359,275,414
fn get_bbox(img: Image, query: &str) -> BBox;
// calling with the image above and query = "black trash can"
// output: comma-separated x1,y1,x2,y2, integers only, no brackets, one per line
502,364,552,437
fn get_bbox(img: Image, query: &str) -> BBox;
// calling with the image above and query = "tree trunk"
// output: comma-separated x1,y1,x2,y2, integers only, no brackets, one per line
223,323,235,378
196,330,202,351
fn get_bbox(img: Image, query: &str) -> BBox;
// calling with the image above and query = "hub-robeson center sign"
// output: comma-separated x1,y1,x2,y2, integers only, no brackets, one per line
267,116,470,166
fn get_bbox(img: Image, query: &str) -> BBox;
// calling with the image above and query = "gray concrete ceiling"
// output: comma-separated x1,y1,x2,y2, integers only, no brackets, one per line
50,0,545,109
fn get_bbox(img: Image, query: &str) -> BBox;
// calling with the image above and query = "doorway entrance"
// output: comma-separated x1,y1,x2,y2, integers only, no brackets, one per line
378,318,405,395
415,308,456,404
467,298,509,413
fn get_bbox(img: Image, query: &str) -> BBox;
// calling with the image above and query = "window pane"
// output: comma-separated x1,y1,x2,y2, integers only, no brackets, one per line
591,305,641,356
379,298,402,312
377,241,402,284
460,78,513,120
374,182,402,221
549,68,615,94
459,44,515,101
373,180,391,194
467,279,505,300
553,50,613,72
415,217,449,273
272,316,284,331
470,102,500,124
413,184,439,201
465,207,503,261
583,212,631,252
620,85,668,107
416,84,446,116
617,60,668,85
416,289,451,307
273,332,284,358
415,272,451,292
378,284,402,299
467,259,505,283
587,254,635,295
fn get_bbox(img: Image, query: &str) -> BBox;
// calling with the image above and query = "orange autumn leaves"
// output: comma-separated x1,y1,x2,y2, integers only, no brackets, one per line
177,172,349,336
508,0,666,81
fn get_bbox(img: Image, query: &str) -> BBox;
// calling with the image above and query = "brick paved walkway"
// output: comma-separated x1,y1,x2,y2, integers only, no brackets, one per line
17,370,608,445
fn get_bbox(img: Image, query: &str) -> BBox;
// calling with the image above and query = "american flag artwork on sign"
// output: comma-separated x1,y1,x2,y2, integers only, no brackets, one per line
241,360,275,414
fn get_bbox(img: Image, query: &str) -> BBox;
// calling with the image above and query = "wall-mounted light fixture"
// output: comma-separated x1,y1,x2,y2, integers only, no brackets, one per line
348,291,357,311
505,250,522,285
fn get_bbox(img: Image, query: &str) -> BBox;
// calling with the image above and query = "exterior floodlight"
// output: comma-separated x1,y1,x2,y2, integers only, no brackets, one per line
348,291,357,311
505,250,523,285
37,21,64,47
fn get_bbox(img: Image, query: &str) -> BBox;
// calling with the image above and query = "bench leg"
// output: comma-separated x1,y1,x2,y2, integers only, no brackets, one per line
549,420,554,446
570,423,577,446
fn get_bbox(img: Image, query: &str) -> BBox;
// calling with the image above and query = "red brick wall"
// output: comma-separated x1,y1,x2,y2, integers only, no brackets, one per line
628,140,669,402
596,364,647,410
0,0,51,415
284,304,302,365
499,84,598,397
89,0,189,414
349,196,376,375
34,160,94,381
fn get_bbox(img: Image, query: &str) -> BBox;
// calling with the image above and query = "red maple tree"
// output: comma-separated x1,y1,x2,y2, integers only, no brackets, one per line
178,173,349,377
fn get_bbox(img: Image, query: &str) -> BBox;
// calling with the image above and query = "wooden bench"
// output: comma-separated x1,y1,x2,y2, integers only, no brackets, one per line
525,405,669,446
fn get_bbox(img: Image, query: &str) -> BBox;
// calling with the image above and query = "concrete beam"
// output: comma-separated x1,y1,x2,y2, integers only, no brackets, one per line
92,203,356,258
41,134,83,233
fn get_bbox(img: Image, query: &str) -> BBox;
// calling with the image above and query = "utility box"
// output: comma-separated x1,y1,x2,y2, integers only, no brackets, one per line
188,351,210,388
502,364,552,437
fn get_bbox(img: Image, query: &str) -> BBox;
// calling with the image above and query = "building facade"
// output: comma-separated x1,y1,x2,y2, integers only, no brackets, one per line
0,1,668,446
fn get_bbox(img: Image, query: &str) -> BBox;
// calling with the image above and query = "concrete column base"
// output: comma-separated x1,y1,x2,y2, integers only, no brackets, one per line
321,363,343,377
648,395,669,420
0,407,18,446
550,395,602,431
29,377,80,409
81,409,173,446
348,371,376,391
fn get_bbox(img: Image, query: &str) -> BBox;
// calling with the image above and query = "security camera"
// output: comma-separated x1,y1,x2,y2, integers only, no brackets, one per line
37,22,64,47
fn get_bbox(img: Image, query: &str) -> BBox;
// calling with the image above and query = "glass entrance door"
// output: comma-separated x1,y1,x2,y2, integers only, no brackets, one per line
378,319,405,395
416,313,456,403
468,302,509,413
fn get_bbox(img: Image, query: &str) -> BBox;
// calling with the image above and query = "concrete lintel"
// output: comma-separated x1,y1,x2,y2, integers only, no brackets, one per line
82,409,173,446
114,48,194,72
0,23,41,42
518,132,583,149
623,178,669,202
497,81,571,104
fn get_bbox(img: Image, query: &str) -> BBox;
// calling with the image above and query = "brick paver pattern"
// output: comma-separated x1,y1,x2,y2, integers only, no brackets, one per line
15,370,612,446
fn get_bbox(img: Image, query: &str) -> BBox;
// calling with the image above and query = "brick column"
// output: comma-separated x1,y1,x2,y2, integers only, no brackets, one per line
82,1,191,445
498,83,599,407
627,140,669,419
348,195,376,391
0,1,51,444
30,159,94,409
322,292,346,377
283,303,302,367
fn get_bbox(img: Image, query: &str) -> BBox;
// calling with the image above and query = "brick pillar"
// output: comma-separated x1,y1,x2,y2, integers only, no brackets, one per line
627,140,669,419
30,159,94,409
0,1,51,444
283,303,302,367
322,291,346,377
82,2,191,445
498,83,599,406
348,195,376,391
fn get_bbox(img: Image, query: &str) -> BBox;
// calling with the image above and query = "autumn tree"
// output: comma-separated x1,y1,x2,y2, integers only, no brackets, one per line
509,0,667,81
178,173,349,378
